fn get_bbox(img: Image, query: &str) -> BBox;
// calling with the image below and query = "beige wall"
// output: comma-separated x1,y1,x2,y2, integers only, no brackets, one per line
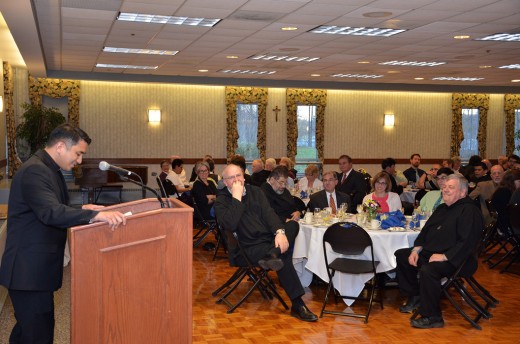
78,81,507,163
0,59,6,169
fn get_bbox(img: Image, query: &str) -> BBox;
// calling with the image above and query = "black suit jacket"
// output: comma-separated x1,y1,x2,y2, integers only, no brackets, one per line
260,182,299,222
307,190,352,213
0,150,97,291
403,167,426,183
335,170,367,210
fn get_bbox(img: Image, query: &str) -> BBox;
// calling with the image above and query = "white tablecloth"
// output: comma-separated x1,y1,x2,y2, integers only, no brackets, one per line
292,221,419,306
400,190,417,203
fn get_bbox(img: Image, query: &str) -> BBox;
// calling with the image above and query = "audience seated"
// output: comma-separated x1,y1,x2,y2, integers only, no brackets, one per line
417,164,441,190
468,162,491,191
166,158,191,197
362,171,402,213
170,155,189,186
261,166,301,223
336,155,368,212
191,161,217,220
307,171,351,213
403,153,426,184
214,164,318,322
251,159,270,187
279,157,297,180
509,154,520,170
395,174,483,329
469,165,504,224
461,155,482,182
159,160,170,182
491,169,520,234
297,164,323,193
229,154,252,185
419,168,454,213
382,158,406,195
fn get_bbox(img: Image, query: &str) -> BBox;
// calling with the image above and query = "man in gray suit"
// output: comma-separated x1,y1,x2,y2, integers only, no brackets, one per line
469,164,504,224
308,171,352,213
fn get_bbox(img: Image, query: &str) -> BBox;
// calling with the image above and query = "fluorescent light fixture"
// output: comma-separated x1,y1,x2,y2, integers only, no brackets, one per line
96,63,158,70
454,35,470,39
103,47,178,55
249,54,319,62
432,77,484,81
281,27,298,31
117,12,220,27
498,64,520,69
309,25,406,37
332,73,384,78
384,114,395,127
379,60,446,67
148,109,161,123
0,95,3,112
219,69,276,75
475,33,520,42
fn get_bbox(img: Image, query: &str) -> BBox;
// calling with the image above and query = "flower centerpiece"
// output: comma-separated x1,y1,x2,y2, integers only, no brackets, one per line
362,199,381,221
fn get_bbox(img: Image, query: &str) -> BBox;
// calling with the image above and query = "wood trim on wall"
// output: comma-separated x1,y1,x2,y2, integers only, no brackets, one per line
0,159,7,168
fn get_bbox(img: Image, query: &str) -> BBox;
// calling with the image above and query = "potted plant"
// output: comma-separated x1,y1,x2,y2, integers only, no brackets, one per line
16,102,65,160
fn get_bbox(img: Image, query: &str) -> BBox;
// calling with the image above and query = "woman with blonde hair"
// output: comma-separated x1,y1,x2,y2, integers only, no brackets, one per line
297,164,323,192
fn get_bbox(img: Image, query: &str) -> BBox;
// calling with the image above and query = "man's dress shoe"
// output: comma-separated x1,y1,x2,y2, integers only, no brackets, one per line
258,257,284,271
290,305,318,322
410,316,444,329
399,296,420,313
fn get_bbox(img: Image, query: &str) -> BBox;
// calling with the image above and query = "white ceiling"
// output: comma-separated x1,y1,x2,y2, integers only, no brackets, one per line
1,0,520,91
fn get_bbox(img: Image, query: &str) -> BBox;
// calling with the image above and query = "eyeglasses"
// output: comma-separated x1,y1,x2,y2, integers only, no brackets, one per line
375,181,387,185
272,178,287,187
198,169,209,173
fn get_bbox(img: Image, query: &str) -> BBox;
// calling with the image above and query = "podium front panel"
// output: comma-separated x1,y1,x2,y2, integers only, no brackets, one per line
70,200,192,344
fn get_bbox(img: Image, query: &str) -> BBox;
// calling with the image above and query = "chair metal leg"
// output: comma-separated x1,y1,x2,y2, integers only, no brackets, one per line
443,288,482,330
465,277,499,306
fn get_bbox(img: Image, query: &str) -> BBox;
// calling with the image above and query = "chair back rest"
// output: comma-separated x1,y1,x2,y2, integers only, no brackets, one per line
485,199,497,217
156,177,168,198
323,222,372,256
507,204,520,232
191,195,205,223
292,196,307,213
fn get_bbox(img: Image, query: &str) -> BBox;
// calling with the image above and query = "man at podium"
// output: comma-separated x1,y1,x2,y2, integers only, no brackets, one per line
0,124,127,344
215,164,318,322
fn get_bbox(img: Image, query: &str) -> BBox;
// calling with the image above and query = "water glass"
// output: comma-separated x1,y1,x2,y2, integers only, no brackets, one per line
356,204,363,214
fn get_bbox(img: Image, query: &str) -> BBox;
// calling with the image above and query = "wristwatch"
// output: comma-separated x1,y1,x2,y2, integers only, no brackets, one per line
275,229,285,236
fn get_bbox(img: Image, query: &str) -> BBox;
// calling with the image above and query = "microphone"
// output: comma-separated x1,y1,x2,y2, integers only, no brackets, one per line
99,161,133,176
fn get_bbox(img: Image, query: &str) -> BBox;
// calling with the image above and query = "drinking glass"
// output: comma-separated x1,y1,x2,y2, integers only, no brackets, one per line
356,204,363,214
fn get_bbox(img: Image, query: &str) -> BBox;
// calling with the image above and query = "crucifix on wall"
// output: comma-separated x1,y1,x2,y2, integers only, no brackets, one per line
273,106,281,122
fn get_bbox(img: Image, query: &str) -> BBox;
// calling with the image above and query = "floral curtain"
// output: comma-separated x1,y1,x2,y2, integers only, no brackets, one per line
224,86,268,160
28,76,80,127
451,93,489,157
286,89,327,162
504,94,520,155
3,62,22,176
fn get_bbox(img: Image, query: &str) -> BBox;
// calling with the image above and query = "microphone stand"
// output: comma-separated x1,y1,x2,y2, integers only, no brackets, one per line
119,175,170,208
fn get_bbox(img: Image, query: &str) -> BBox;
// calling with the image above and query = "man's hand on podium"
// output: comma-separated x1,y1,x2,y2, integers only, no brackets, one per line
90,209,127,230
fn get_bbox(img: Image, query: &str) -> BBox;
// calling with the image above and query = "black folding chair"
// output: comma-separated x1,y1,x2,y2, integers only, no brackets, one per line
292,195,307,214
212,227,289,314
500,204,520,273
192,196,218,248
411,255,498,330
320,222,383,323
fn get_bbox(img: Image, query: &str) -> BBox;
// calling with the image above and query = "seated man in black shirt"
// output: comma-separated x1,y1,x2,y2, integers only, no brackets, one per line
394,174,483,329
260,166,301,223
215,164,318,322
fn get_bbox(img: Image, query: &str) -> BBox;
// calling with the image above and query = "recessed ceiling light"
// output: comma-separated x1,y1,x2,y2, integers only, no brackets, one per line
332,73,384,79
281,27,298,31
357,61,370,64
498,64,520,69
103,47,178,55
249,54,319,62
387,70,400,74
226,55,239,59
96,63,157,70
512,79,520,83
414,77,424,80
117,12,220,27
379,60,446,67
309,25,406,37
454,35,470,39
479,65,492,69
219,69,276,75
310,74,320,77
475,33,520,42
198,69,209,72
363,12,393,18
432,77,484,81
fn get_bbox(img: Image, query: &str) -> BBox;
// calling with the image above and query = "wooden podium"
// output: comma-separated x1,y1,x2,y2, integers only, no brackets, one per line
70,198,193,344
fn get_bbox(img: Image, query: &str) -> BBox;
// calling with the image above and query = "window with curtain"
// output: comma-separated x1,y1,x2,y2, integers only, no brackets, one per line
236,103,259,161
515,108,520,154
460,108,480,161
295,105,319,176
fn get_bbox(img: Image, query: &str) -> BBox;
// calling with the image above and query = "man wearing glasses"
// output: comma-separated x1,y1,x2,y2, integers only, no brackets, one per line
261,166,302,223
215,164,318,322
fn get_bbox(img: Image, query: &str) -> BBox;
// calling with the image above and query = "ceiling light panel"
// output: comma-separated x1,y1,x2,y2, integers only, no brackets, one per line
332,74,384,78
432,77,484,81
498,64,520,69
117,12,221,27
249,54,319,62
219,69,277,75
103,47,178,55
475,33,520,42
379,60,446,67
309,25,406,37
96,63,158,70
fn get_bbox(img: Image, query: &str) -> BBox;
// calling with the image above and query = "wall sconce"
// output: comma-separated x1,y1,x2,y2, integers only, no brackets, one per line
0,96,3,112
148,109,161,123
384,113,395,126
